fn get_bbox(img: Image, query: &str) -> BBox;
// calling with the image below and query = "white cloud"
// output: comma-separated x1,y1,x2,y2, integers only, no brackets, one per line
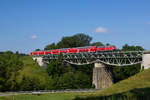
31,35,37,39
95,27,107,33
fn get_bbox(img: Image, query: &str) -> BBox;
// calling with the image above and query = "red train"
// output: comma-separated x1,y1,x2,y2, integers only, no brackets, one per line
30,46,116,55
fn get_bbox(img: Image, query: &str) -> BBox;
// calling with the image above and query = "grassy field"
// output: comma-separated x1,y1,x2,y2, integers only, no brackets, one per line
0,92,85,100
19,56,50,79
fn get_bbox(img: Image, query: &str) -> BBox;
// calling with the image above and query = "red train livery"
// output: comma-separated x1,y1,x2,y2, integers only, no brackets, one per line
30,46,116,56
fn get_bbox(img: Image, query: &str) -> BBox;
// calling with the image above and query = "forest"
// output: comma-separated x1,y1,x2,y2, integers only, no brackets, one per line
0,33,144,91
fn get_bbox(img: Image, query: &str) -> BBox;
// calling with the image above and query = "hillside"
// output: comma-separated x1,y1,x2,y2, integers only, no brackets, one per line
16,56,53,90
98,68,150,95
74,68,150,100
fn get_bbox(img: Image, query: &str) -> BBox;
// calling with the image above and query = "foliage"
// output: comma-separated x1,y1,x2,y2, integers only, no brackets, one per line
113,64,141,82
57,33,92,48
45,33,93,50
57,71,91,89
35,49,41,51
106,43,111,46
122,44,144,51
0,52,23,91
0,52,53,91
46,54,94,89
91,42,104,46
17,56,53,91
46,60,61,78
44,43,58,50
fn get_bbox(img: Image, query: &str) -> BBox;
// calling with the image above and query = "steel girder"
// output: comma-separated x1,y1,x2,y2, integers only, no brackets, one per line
34,51,143,66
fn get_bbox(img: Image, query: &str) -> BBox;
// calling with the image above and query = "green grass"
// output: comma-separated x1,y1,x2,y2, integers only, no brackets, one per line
21,56,35,66
0,93,84,100
97,68,150,95
19,56,49,79
73,68,150,100
16,56,49,84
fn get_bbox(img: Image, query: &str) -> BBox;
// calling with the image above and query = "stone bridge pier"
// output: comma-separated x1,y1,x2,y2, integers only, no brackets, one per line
141,51,150,70
32,57,48,69
93,63,113,89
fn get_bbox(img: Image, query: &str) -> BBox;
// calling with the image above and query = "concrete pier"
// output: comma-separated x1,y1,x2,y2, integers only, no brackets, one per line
93,63,113,89
141,51,150,70
32,57,48,69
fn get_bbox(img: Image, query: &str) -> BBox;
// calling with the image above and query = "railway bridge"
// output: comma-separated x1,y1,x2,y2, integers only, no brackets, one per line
32,51,150,89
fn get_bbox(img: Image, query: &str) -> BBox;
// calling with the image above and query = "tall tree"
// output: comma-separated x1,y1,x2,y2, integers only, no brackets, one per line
91,42,104,46
0,52,23,91
57,33,92,48
122,44,144,51
73,33,92,47
35,49,41,51
44,43,57,50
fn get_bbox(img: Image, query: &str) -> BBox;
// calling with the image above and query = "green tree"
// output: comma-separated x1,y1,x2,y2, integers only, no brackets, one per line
122,44,144,51
106,43,110,46
57,33,92,48
113,64,141,82
46,60,60,78
44,43,57,50
58,71,91,89
91,42,104,46
73,33,92,47
0,55,8,91
0,52,23,91
35,49,41,51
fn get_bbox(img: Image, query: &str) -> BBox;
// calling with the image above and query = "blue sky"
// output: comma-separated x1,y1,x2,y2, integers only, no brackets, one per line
0,0,150,53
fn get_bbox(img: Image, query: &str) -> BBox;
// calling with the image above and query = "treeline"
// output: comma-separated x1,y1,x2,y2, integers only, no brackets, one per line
0,33,144,91
0,51,53,91
46,58,94,89
0,51,24,91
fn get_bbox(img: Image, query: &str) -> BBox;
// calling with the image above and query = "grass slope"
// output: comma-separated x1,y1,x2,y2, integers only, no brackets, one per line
97,68,150,95
74,68,150,100
18,56,50,82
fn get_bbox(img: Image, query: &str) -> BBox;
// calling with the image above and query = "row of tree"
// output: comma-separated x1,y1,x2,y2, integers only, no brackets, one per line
0,51,23,91
36,33,104,51
0,51,54,91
